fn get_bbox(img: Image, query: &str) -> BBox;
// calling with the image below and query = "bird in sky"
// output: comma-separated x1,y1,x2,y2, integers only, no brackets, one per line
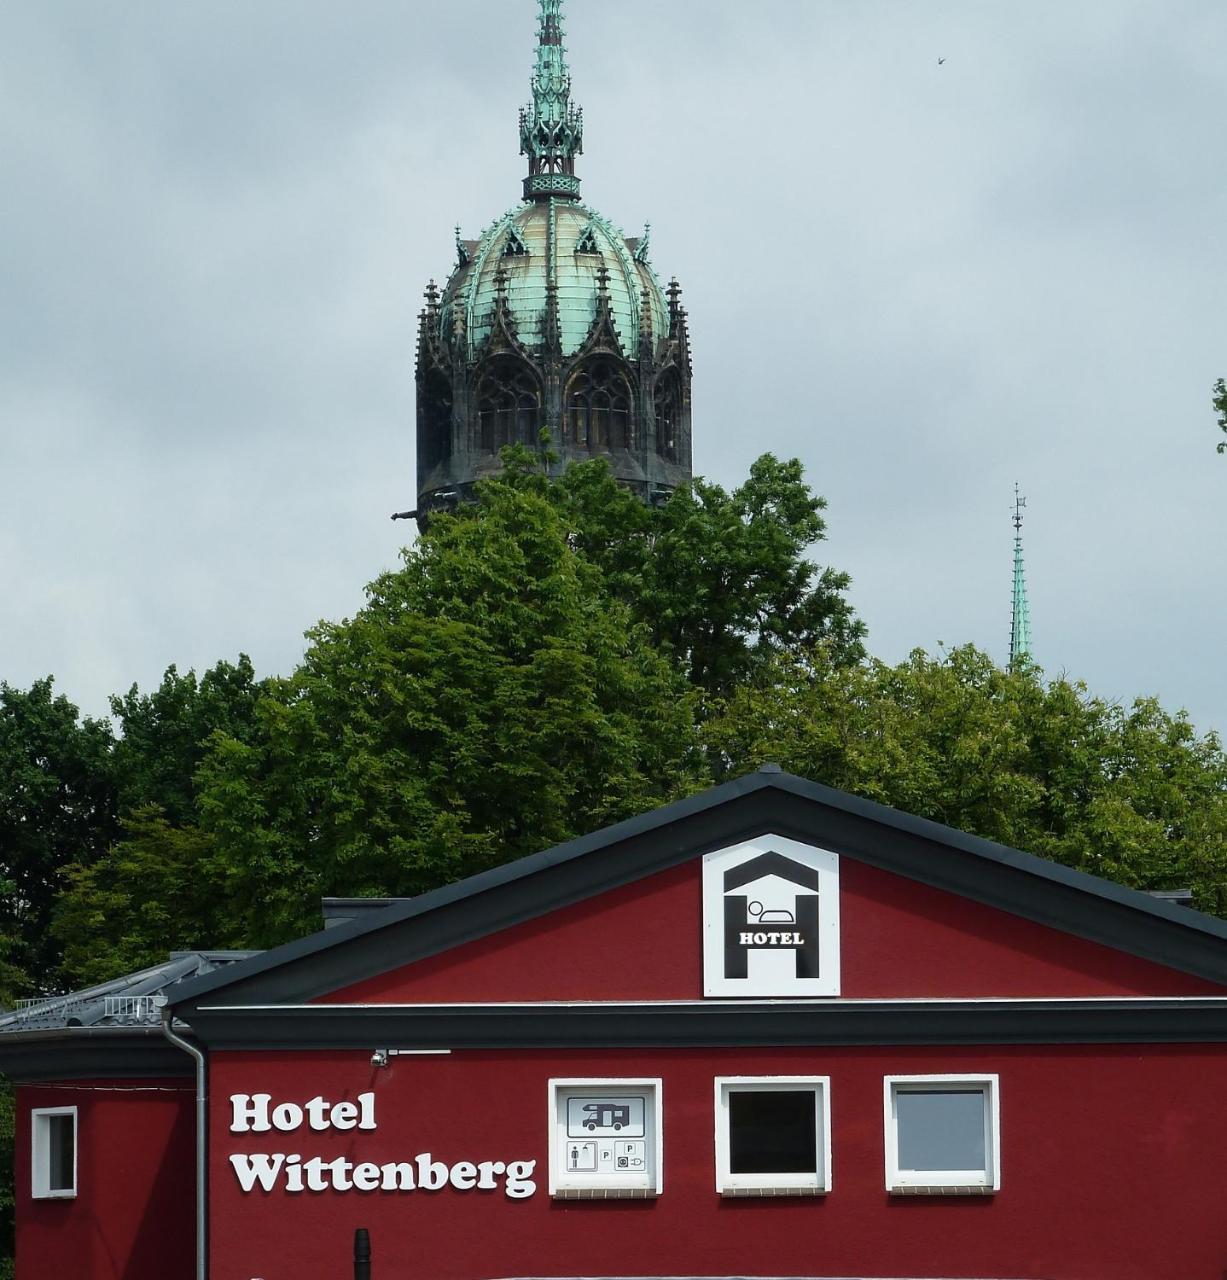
937,57,946,65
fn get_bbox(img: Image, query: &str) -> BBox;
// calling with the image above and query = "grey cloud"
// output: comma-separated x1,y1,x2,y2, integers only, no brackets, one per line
1,0,1223,737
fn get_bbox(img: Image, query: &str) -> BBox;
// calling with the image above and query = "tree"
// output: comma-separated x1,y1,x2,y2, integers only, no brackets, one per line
1215,378,1227,454
52,657,265,988
0,680,117,991
54,812,236,988
109,656,264,825
704,644,1227,909
512,450,866,697
190,473,707,946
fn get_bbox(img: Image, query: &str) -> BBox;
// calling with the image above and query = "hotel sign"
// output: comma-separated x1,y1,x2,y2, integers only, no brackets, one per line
702,835,841,998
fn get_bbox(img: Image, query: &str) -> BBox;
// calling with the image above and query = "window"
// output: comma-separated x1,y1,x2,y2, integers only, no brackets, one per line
548,1078,662,1198
474,360,541,453
564,361,633,450
884,1075,999,1194
418,369,453,473
653,369,682,463
715,1077,830,1195
31,1107,77,1199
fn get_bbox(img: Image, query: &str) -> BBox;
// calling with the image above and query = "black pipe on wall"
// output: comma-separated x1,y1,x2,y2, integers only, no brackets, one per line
354,1227,371,1280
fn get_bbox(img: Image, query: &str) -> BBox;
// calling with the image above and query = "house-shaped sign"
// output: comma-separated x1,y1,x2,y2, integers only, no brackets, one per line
702,835,841,997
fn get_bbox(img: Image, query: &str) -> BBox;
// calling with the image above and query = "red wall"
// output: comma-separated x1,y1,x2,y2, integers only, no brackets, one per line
211,1045,1227,1280
324,860,1225,1004
15,1079,194,1280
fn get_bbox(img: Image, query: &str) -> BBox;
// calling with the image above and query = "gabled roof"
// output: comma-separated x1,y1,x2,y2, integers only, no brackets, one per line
165,767,1227,1016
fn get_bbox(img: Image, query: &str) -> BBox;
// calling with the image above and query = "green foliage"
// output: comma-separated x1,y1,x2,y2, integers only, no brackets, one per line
54,811,235,988
193,474,707,945
704,644,1227,908
0,680,117,990
1215,378,1227,454
109,656,263,825
49,656,265,989
510,450,866,696
34,455,1227,975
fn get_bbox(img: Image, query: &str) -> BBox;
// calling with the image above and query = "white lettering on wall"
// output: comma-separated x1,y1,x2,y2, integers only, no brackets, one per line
230,1093,377,1134
227,1093,536,1199
229,1153,286,1192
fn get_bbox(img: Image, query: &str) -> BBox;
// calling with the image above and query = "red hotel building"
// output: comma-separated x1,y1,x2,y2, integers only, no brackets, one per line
7,767,1227,1279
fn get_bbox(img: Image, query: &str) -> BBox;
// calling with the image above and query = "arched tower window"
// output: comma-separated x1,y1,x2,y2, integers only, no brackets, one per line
474,360,542,454
418,370,453,473
565,359,633,450
653,368,683,463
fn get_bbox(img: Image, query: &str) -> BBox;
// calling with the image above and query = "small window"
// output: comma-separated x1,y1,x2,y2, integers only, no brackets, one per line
32,1107,77,1199
548,1078,662,1198
884,1075,999,1194
715,1077,830,1195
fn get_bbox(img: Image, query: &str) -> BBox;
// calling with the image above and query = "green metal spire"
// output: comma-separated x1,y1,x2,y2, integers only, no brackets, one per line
1009,485,1032,667
519,0,584,201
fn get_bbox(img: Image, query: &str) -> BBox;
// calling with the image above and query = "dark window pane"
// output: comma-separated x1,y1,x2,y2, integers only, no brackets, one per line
48,1114,74,1192
896,1090,985,1172
728,1090,816,1174
475,362,541,455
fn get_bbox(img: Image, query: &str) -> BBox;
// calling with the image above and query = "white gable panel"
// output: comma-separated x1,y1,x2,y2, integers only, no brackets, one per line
702,834,841,998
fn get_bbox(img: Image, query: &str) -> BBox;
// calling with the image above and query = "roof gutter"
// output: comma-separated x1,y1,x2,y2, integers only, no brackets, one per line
159,1002,207,1280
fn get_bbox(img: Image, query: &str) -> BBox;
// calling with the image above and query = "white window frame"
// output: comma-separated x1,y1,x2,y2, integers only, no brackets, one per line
884,1074,999,1194
31,1106,77,1200
548,1077,663,1198
714,1075,831,1196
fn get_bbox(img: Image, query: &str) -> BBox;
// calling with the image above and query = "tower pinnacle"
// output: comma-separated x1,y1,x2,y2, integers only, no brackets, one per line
1009,484,1032,668
519,0,584,201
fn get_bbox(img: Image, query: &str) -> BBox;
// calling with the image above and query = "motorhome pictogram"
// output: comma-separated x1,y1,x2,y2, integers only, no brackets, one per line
723,851,822,980
582,1102,630,1130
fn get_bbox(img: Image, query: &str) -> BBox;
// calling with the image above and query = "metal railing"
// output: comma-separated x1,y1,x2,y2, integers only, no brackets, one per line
102,995,159,1021
10,993,160,1024
12,996,92,1023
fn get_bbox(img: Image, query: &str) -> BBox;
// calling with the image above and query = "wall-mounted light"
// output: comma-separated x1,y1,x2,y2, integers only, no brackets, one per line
370,1048,452,1068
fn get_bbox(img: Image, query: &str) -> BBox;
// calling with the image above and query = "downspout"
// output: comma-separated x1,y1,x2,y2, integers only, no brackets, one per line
158,999,207,1280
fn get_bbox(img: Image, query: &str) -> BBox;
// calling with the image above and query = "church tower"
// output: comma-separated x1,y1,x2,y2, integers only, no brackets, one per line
412,0,693,521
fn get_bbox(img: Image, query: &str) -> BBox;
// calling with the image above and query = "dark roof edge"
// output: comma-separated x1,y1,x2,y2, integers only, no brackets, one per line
167,770,777,1007
0,1026,198,1083
166,769,1227,1010
185,999,1227,1050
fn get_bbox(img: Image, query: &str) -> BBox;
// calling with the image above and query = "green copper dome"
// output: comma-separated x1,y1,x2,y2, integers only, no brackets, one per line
444,201,667,362
412,0,693,519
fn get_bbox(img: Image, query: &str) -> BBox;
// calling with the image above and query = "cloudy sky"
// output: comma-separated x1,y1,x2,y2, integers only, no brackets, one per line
2,0,1224,737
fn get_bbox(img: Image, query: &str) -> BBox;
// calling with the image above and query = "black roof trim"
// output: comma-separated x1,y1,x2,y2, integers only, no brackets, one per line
167,769,1227,1013
0,1027,197,1083
185,999,1227,1050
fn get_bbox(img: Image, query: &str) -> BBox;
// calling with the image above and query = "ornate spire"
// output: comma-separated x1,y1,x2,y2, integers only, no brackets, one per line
519,0,584,201
1009,485,1032,668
